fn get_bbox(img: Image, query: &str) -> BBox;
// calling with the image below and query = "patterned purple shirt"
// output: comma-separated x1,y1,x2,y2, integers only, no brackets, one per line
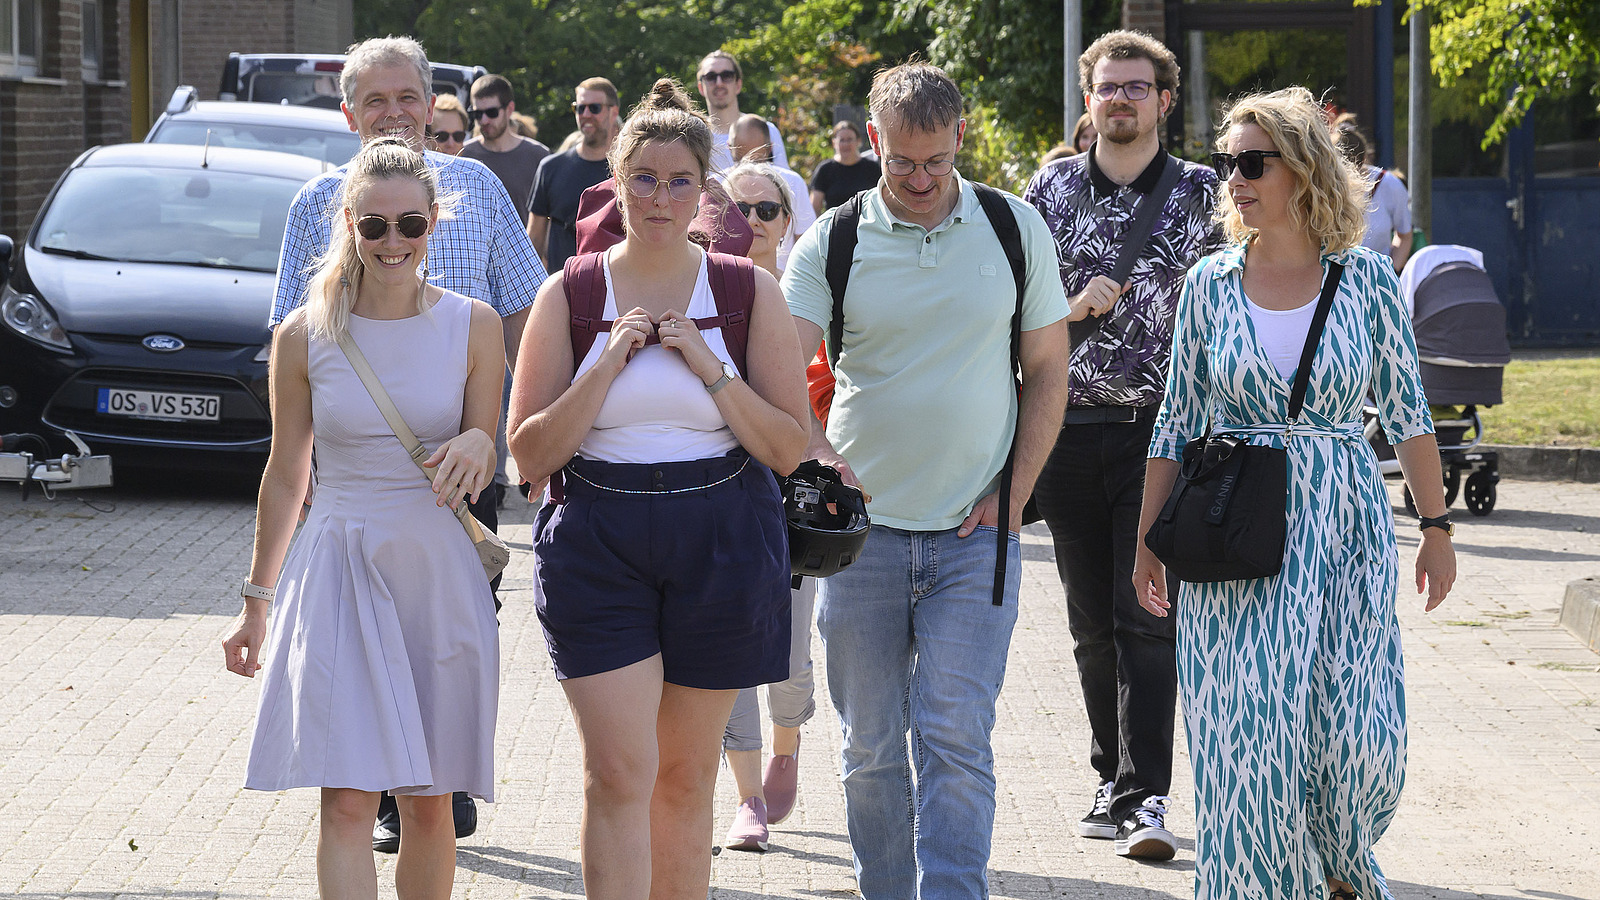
1023,147,1221,408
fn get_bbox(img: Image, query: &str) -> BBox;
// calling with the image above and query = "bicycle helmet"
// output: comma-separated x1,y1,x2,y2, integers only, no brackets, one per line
783,459,870,577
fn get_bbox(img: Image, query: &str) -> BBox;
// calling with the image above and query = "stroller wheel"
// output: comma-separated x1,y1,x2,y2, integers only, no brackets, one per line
1443,467,1461,508
1464,471,1496,516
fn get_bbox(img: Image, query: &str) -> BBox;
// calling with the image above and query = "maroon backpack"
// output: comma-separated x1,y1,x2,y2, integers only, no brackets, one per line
562,250,757,376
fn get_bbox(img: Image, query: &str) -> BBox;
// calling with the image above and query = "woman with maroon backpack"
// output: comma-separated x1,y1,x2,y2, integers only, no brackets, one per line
506,79,808,900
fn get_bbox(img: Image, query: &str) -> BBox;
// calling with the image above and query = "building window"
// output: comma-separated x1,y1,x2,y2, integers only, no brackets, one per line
83,0,103,79
0,0,43,77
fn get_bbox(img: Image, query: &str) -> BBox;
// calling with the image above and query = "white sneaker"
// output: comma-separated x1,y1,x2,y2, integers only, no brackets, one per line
1114,795,1176,860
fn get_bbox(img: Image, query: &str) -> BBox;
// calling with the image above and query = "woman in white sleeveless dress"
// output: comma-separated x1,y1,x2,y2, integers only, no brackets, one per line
222,138,505,900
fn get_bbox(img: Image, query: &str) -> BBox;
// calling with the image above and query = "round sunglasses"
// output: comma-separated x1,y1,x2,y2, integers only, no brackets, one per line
428,128,468,143
1210,150,1282,180
355,213,430,241
625,173,700,202
737,200,785,222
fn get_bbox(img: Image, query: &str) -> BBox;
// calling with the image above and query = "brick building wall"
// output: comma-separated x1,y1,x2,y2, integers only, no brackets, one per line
1123,0,1167,40
177,0,348,102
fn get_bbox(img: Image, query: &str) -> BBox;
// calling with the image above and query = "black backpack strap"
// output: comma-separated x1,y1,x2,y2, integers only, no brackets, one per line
824,190,868,368
972,182,1028,606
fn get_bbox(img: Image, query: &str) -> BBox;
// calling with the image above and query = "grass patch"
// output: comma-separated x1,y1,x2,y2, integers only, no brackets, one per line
1483,355,1600,447
1535,661,1600,672
1485,610,1532,619
1445,619,1488,627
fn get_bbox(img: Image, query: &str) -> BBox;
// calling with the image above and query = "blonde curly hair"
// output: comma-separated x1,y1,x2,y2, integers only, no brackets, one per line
1214,87,1368,253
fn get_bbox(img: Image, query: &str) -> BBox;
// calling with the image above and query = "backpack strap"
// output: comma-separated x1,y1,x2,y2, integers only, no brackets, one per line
824,190,868,368
704,252,756,376
971,182,1028,607
564,251,609,372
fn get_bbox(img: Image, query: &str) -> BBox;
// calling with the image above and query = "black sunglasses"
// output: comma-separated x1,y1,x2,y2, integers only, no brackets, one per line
428,128,468,143
699,70,738,84
355,213,430,241
737,200,784,222
571,102,608,115
468,106,504,122
1211,150,1282,180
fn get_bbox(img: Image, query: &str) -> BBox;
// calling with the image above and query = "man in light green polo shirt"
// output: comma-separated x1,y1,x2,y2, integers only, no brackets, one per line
780,63,1070,900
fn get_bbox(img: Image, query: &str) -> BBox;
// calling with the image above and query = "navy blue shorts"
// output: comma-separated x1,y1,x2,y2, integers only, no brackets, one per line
532,451,792,690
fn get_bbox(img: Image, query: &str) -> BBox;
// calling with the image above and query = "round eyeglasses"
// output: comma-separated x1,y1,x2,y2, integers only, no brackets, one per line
1088,80,1155,102
355,214,430,241
883,157,954,178
626,173,700,202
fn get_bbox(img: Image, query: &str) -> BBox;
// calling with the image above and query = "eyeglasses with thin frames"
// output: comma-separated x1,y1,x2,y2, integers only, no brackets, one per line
1210,150,1283,180
1087,80,1155,102
883,157,954,178
355,214,430,241
699,70,738,84
626,173,700,202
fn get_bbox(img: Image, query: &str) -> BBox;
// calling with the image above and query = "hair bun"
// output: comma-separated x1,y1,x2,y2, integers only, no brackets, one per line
645,77,693,112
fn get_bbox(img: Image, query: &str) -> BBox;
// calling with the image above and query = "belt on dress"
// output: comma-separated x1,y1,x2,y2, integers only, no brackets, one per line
1215,421,1364,444
1062,405,1158,425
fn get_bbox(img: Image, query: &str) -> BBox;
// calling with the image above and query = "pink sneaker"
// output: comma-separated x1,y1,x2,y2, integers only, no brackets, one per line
723,796,769,852
762,739,800,824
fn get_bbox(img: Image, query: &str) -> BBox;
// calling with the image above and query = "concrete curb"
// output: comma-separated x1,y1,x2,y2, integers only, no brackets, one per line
1481,444,1600,483
1561,576,1600,652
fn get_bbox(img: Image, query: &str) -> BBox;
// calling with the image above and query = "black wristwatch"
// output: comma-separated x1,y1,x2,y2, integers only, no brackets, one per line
1418,514,1454,537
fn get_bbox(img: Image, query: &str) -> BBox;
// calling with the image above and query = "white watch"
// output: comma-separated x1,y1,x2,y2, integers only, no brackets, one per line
705,361,738,395
241,580,276,602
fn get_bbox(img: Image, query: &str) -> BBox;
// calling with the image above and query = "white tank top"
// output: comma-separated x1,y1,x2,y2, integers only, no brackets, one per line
573,249,742,463
1244,292,1318,380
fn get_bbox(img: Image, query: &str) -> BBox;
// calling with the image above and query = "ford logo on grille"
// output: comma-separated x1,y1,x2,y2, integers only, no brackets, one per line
142,335,185,353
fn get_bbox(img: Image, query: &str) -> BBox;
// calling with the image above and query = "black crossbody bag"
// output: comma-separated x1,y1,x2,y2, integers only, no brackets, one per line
1143,262,1344,583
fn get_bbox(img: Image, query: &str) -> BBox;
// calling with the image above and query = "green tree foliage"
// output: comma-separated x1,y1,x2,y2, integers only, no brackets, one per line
1412,0,1600,147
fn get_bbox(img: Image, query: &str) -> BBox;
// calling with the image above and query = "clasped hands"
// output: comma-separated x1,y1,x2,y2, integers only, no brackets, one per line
601,306,721,385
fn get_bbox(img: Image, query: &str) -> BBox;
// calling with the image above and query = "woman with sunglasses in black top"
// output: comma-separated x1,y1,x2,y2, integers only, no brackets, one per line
223,137,504,900
1131,87,1454,900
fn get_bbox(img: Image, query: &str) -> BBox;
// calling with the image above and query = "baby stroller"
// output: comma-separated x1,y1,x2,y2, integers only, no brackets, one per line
1364,245,1512,516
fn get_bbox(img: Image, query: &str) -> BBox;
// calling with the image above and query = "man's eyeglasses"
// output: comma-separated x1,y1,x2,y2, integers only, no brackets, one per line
1087,80,1155,102
468,106,504,122
355,213,430,241
427,128,468,143
1210,150,1283,180
572,102,608,115
699,70,738,84
626,173,700,202
737,200,785,222
884,157,954,178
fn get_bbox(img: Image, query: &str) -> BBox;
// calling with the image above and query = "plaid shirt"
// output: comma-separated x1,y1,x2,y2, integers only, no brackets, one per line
1023,146,1222,408
270,150,545,326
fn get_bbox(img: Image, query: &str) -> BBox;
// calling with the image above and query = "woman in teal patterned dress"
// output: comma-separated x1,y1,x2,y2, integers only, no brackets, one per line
1131,87,1457,900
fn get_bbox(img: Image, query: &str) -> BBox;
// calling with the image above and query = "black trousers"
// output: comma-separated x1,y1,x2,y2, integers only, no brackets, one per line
1032,415,1177,824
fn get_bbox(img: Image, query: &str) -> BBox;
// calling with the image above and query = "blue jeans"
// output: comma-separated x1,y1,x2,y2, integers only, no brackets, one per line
817,524,1020,900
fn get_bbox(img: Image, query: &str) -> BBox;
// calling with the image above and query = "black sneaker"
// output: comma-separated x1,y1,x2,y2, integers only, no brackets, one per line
372,793,400,854
1114,795,1176,860
1077,781,1116,839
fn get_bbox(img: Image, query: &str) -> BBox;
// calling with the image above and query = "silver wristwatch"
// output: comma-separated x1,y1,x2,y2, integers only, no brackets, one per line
705,361,738,395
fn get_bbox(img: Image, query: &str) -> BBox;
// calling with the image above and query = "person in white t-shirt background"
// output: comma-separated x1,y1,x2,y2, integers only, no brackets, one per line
697,50,790,173
1334,115,1413,272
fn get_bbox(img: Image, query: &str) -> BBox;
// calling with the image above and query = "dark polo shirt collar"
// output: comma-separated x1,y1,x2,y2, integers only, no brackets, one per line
1087,142,1171,196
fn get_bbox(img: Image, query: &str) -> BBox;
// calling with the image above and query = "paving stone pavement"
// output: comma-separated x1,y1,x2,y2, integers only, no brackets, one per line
1,473,1597,899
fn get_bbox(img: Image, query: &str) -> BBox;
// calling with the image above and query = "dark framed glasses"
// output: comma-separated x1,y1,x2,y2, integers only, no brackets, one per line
427,128,468,143
737,200,784,222
355,213,430,241
699,70,738,84
626,173,700,202
884,157,954,178
1088,80,1154,102
468,106,503,122
571,102,608,115
1210,150,1283,180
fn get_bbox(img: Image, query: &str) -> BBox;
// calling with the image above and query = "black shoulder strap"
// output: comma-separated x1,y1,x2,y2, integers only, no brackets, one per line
824,190,868,368
1287,261,1344,421
971,182,1029,606
1069,153,1183,349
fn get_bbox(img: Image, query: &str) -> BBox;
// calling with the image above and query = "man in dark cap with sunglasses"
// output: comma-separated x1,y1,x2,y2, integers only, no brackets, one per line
1021,29,1221,862
267,34,546,853
527,76,619,271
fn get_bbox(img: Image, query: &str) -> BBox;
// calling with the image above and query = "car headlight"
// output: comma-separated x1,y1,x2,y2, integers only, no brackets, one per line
1,283,72,352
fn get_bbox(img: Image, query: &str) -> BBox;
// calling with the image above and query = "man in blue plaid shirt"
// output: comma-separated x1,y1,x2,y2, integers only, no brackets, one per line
267,35,545,853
